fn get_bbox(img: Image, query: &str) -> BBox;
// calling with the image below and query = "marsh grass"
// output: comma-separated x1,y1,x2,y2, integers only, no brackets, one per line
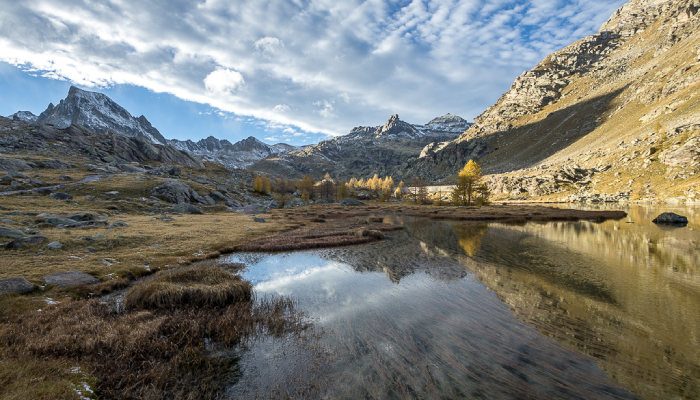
125,265,252,310
0,264,312,400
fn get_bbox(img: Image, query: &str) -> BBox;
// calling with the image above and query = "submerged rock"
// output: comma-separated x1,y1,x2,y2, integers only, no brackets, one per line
652,212,688,225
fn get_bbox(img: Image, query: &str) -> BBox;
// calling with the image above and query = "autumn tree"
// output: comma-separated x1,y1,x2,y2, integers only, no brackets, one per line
394,181,405,199
452,160,483,206
299,175,314,201
379,176,394,200
338,181,350,199
411,176,428,204
319,172,335,200
253,174,271,195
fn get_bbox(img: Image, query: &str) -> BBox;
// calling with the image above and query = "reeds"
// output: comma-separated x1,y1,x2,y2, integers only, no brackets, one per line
124,265,252,310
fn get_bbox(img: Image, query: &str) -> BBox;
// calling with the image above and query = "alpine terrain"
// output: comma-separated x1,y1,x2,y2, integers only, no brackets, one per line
248,113,472,180
399,0,700,203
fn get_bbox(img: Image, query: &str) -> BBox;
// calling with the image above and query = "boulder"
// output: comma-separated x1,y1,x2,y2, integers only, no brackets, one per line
0,157,31,172
166,166,181,176
252,217,266,223
118,164,146,173
652,212,688,225
44,271,101,287
210,191,228,202
662,137,699,167
69,213,97,222
5,236,48,249
49,192,73,200
173,203,203,214
44,217,79,227
8,171,30,179
231,204,260,214
35,159,70,169
47,241,63,249
0,277,35,295
151,181,193,204
340,198,366,206
357,192,372,200
287,198,309,207
58,175,74,181
0,226,27,239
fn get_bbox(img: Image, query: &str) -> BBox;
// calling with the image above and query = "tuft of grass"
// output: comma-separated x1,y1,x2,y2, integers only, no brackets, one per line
124,265,252,310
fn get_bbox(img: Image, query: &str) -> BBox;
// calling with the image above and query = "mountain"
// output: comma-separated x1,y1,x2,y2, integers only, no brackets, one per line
170,136,303,169
397,0,700,203
247,114,471,180
36,86,167,145
8,111,38,122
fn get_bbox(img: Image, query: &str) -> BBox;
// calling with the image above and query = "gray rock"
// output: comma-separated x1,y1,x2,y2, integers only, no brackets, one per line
340,198,366,206
0,226,27,239
58,175,74,181
118,164,146,173
0,277,35,295
110,221,128,228
166,166,181,176
652,212,688,225
357,192,372,200
252,217,266,223
35,159,70,169
9,171,30,179
44,271,101,287
49,192,73,200
44,217,79,227
288,198,309,207
210,191,227,202
231,204,259,214
0,157,31,172
173,203,203,214
227,199,242,208
0,174,12,183
5,236,48,249
151,181,194,204
10,181,20,188
69,213,97,222
47,241,63,249
202,195,216,205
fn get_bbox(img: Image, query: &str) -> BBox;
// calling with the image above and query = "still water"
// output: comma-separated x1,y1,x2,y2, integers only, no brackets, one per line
223,205,699,399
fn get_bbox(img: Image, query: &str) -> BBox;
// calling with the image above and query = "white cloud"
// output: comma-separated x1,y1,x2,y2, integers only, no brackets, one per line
314,100,336,119
273,104,290,112
0,0,627,138
204,69,245,94
254,37,284,54
264,136,280,142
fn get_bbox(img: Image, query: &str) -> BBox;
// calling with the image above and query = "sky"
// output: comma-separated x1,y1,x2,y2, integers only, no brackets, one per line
0,0,627,146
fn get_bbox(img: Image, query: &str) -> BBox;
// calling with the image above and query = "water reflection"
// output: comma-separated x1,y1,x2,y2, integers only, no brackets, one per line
223,205,698,399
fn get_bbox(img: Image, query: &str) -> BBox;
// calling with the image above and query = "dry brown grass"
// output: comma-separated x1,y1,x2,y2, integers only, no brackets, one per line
0,264,310,400
231,222,404,252
125,265,252,310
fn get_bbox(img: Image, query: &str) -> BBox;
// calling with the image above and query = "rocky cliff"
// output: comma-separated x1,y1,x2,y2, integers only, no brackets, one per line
248,114,471,181
414,0,700,203
36,86,167,145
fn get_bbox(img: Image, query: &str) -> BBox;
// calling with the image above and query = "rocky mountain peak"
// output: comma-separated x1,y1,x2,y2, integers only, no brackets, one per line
8,111,38,122
35,86,167,144
376,114,419,138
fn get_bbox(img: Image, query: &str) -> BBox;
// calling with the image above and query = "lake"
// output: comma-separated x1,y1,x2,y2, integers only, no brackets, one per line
223,205,699,399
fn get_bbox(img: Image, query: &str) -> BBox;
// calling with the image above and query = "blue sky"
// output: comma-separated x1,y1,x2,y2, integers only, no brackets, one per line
0,0,627,145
